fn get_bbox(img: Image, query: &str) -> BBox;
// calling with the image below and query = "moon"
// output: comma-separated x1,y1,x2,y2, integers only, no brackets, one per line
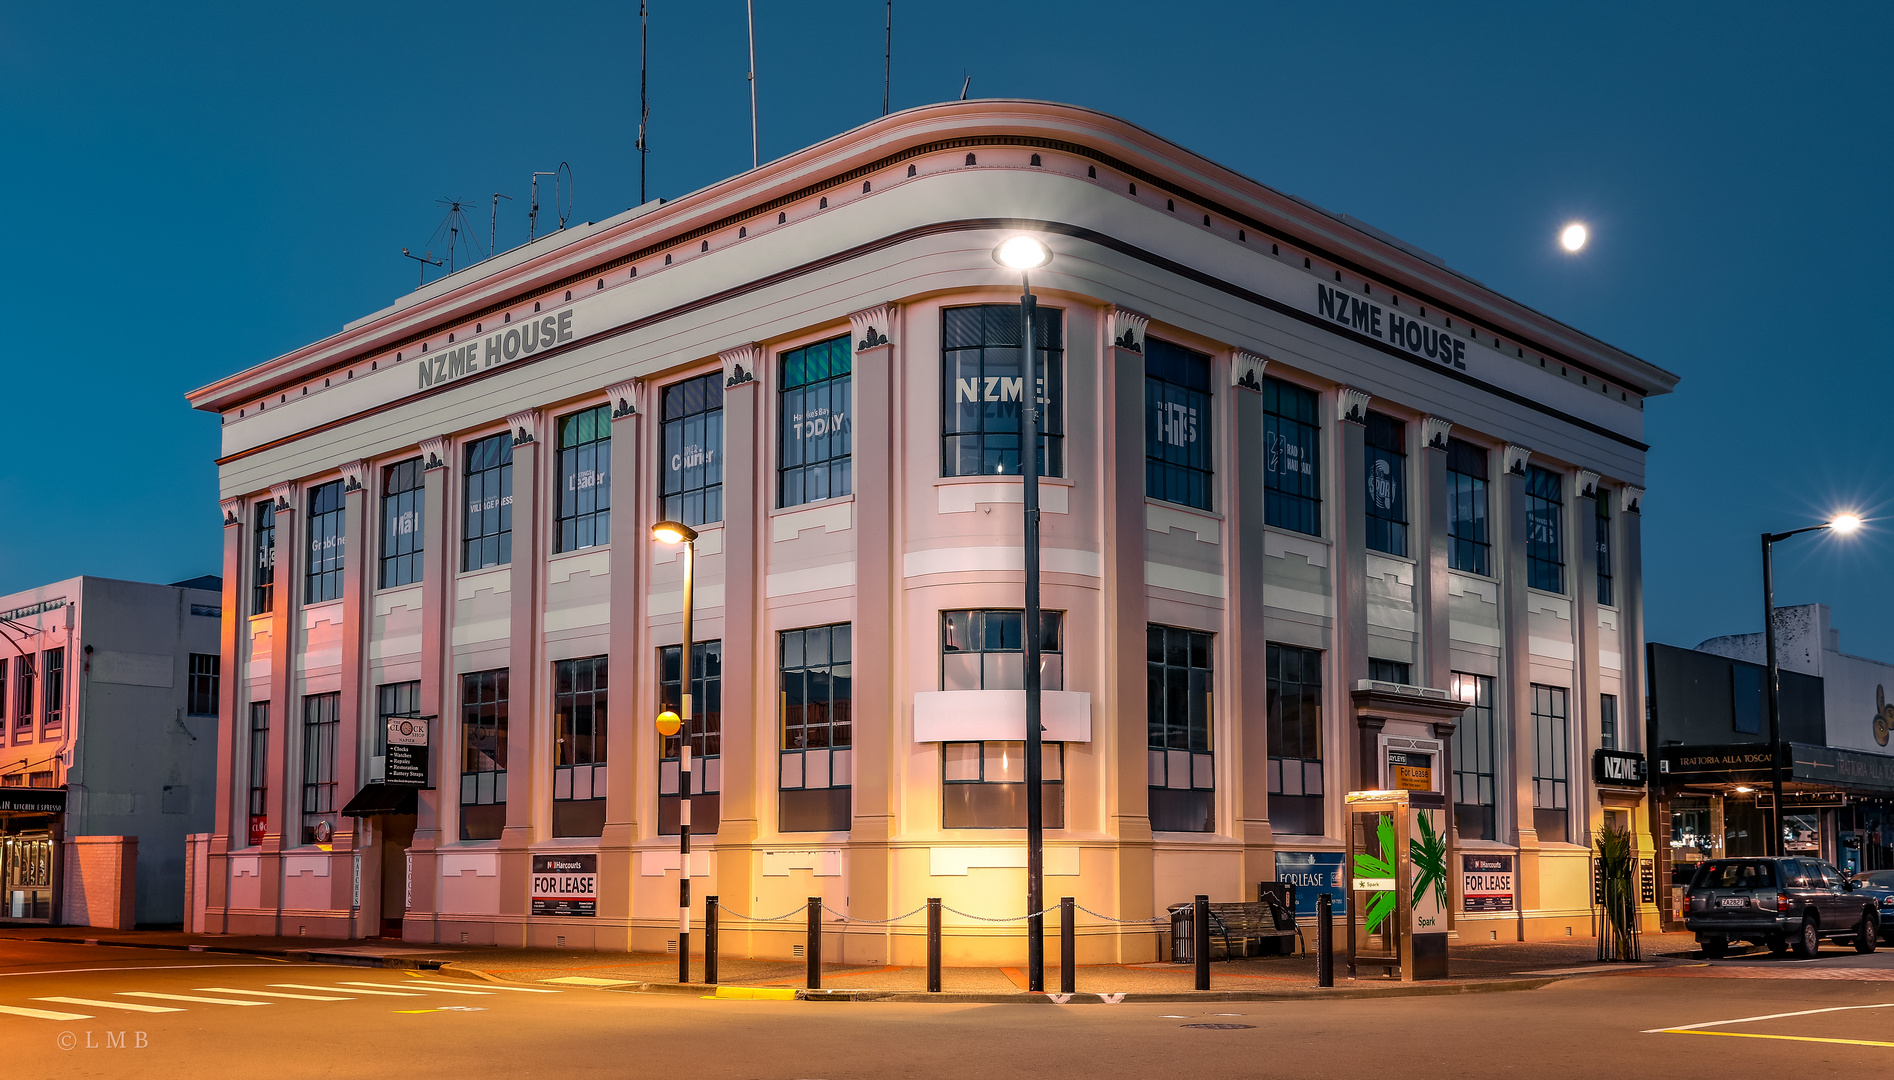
1560,223,1589,252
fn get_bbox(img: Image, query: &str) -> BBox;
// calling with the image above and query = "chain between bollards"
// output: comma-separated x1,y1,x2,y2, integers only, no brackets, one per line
1316,891,1334,988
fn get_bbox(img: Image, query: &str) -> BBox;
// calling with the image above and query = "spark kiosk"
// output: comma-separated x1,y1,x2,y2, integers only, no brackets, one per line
1345,789,1450,981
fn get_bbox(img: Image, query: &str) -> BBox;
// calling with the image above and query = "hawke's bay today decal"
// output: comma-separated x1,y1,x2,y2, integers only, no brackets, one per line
418,310,575,389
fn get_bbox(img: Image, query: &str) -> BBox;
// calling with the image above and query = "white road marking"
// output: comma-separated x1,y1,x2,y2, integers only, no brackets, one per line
0,1004,95,1020
272,983,423,997
0,964,289,978
34,996,184,1013
339,981,492,995
1644,1001,1894,1033
119,992,272,1006
399,980,560,993
195,987,352,1001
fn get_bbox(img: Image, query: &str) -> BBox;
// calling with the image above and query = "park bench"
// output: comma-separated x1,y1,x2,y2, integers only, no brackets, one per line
1168,884,1302,961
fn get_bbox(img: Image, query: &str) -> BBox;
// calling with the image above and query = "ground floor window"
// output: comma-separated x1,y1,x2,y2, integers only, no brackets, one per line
1451,673,1497,841
943,742,1063,829
659,642,721,836
460,669,508,841
301,692,339,846
553,656,608,838
1267,643,1324,836
1531,684,1570,843
247,702,270,847
1147,624,1213,832
780,625,851,833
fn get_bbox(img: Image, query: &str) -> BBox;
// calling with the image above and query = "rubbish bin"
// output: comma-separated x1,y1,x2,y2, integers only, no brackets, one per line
1169,903,1194,964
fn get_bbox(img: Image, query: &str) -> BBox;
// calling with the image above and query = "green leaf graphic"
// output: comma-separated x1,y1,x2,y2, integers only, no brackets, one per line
1411,811,1449,913
1354,813,1399,933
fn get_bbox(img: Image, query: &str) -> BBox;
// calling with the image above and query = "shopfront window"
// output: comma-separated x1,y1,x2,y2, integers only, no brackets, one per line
1451,673,1497,841
552,655,608,838
780,625,852,833
1267,643,1324,836
460,669,508,842
1147,624,1213,833
301,692,339,846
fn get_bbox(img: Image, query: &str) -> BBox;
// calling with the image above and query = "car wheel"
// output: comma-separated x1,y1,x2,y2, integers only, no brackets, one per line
1794,918,1820,958
1768,935,1791,955
1701,936,1728,958
1856,910,1879,954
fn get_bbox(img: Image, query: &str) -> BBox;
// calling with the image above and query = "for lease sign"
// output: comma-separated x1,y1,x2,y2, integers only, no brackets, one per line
531,854,598,917
1462,854,1515,913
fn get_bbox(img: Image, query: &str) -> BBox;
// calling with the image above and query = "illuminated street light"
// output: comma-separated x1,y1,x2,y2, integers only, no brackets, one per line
994,235,1052,271
653,519,698,984
1560,223,1588,252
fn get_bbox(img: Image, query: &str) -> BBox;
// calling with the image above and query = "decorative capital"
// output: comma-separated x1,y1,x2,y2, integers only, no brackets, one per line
1421,416,1453,451
1108,306,1147,354
338,460,369,492
1503,444,1532,476
849,304,894,353
507,410,539,446
721,343,761,388
221,498,243,527
1621,486,1644,515
608,380,640,420
1232,349,1266,391
420,438,449,472
269,482,295,512
1337,386,1371,425
1577,470,1601,499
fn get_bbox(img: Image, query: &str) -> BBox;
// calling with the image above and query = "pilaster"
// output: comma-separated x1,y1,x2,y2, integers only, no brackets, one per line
717,346,766,937
1333,389,1370,802
599,386,644,949
1229,350,1273,887
404,442,450,942
1500,445,1540,917
1574,471,1602,850
336,460,371,931
209,499,244,929
1417,419,1452,691
498,411,542,945
262,483,299,933
850,308,897,959
1104,306,1153,954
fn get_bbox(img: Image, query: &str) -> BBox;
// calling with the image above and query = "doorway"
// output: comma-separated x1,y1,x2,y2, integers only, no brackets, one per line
378,815,415,938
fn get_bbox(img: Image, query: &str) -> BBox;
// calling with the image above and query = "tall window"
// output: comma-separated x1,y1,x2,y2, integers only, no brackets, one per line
187,654,220,716
1446,439,1490,575
552,655,609,838
940,609,1065,829
1145,339,1213,510
301,692,339,846
252,500,276,614
661,374,724,527
247,702,269,847
305,480,346,603
1600,693,1619,752
375,681,420,763
556,405,612,552
0,659,7,729
780,336,852,508
1525,465,1565,593
1532,684,1570,843
941,304,1065,478
1363,411,1408,556
659,643,722,835
1148,625,1214,833
1264,378,1320,535
1267,643,1324,836
379,457,425,588
460,669,508,842
1596,492,1614,606
463,433,514,571
780,625,852,832
41,649,63,728
14,654,33,729
1451,673,1497,841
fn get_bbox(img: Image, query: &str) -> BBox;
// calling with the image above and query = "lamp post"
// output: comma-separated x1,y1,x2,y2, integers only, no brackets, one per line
994,234,1052,992
1761,513,1861,855
653,519,699,983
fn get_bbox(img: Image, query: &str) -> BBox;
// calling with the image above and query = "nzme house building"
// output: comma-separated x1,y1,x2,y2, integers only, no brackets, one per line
185,101,1678,959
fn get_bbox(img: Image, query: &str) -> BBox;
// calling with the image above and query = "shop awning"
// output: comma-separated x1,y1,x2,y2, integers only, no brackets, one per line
340,783,417,817
0,788,66,815
1659,742,1894,797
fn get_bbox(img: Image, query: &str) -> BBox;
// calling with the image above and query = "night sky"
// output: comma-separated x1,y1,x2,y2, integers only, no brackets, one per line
2,2,1887,659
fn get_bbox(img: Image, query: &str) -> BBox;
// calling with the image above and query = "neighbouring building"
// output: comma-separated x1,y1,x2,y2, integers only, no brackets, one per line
1650,603,1894,925
184,101,1678,959
0,575,223,927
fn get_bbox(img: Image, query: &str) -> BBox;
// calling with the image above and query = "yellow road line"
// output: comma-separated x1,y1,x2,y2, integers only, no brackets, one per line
1656,1029,1894,1048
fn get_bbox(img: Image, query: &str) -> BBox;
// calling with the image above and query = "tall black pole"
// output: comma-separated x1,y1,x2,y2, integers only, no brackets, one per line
678,540,695,983
638,1,648,205
1762,532,1783,857
1020,272,1044,992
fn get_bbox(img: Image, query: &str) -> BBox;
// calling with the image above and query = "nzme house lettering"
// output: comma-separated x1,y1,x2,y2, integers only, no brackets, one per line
1315,284,1467,371
418,310,575,389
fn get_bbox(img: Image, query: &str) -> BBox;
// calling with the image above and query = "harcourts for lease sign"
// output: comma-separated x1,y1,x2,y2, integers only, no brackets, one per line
531,854,598,917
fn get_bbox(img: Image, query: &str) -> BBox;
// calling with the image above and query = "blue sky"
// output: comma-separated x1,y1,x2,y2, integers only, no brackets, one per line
1,2,1889,658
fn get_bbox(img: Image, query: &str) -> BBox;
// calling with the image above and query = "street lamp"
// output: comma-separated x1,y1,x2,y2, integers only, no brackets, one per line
993,233,1051,992
653,519,698,983
1761,513,1862,855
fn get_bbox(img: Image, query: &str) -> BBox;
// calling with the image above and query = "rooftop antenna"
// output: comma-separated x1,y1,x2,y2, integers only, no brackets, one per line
430,198,484,273
638,0,650,204
883,1,892,116
490,192,513,253
746,0,759,169
528,164,571,240
959,72,970,100
401,247,443,287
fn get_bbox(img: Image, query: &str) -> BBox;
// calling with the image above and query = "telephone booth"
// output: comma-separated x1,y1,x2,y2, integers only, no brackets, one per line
1346,789,1450,981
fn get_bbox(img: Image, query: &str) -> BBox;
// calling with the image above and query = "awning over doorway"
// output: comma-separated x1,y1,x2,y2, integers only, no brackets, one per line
340,783,417,817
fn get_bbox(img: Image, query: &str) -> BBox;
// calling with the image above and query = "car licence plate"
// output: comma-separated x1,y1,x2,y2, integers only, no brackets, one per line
1718,897,1749,908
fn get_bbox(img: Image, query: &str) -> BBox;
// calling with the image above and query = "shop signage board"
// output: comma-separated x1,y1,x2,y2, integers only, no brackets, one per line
385,716,430,788
1388,749,1433,792
1592,749,1647,787
249,815,267,847
0,789,66,815
1275,851,1345,919
1640,859,1656,906
1462,854,1515,913
532,854,598,917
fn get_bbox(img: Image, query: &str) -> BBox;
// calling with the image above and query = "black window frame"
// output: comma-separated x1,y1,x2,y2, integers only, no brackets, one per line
187,653,220,717
556,405,613,553
1446,438,1491,576
1600,692,1619,751
942,740,1065,830
11,654,31,729
1369,658,1412,685
463,433,515,572
247,701,269,847
941,609,1064,692
460,668,509,841
552,655,609,838
1596,491,1614,607
305,480,346,604
940,304,1065,479
375,680,420,762
40,649,63,728
1264,377,1321,536
1525,465,1565,594
0,658,7,729
779,335,853,508
660,374,724,528
1147,624,1214,833
1144,338,1213,510
379,457,426,589
1531,684,1570,843
300,691,339,846
658,642,721,835
252,499,276,614
1266,643,1324,836
779,624,852,832
1451,673,1497,841
1363,411,1408,557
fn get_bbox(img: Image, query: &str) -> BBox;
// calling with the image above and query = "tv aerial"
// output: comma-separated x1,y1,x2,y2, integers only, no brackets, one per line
528,162,573,241
403,198,486,285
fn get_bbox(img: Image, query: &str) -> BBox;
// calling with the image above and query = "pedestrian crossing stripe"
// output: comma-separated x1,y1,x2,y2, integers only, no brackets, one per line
339,981,492,995
33,997,184,1014
0,1004,94,1020
400,980,560,993
119,992,272,1006
271,983,424,997
196,987,352,1000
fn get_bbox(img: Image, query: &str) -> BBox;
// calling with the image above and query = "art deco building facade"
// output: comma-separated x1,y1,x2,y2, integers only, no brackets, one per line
186,101,1678,958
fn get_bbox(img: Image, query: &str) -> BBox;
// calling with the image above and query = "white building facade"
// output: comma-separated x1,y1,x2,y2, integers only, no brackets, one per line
186,102,1678,959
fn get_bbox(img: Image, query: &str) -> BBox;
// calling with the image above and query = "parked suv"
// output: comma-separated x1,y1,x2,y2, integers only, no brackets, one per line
1685,856,1879,958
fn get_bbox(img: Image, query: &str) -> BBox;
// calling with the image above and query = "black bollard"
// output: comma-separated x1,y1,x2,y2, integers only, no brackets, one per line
806,896,822,989
1193,894,1211,992
926,898,943,993
1060,897,1076,994
1316,891,1333,987
705,895,719,985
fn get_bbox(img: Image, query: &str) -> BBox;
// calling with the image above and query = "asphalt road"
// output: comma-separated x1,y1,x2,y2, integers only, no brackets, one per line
10,939,1894,1078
